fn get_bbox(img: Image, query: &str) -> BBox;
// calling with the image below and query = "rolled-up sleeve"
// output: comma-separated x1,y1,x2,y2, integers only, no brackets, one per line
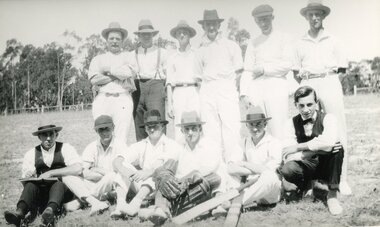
62,143,81,166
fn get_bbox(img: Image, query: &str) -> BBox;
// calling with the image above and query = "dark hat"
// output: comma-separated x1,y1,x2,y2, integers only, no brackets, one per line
252,4,274,18
32,125,62,136
170,20,197,38
241,106,271,123
300,1,330,17
198,9,224,25
134,19,159,36
176,111,205,127
139,109,168,128
94,115,114,130
101,22,128,40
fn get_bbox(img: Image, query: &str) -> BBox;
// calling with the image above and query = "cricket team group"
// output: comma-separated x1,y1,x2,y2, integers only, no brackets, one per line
4,1,353,226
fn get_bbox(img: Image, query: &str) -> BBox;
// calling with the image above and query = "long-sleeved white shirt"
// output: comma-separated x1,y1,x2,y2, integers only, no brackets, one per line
166,48,197,86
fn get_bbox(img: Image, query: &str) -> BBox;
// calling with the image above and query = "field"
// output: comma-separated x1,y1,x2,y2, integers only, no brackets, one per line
0,94,379,226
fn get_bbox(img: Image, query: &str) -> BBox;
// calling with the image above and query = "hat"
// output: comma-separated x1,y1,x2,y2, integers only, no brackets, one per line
32,125,62,136
198,9,224,25
300,0,330,17
241,106,271,123
176,111,205,127
134,19,159,36
170,20,197,38
94,115,114,130
139,110,168,128
101,22,128,40
252,4,274,18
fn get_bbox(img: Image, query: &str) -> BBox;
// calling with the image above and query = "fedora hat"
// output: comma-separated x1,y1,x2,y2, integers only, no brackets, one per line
241,106,271,123
94,115,114,130
252,4,274,18
139,109,168,128
198,9,224,25
101,22,128,40
170,20,197,38
32,125,62,136
134,19,159,36
176,111,205,127
300,1,330,17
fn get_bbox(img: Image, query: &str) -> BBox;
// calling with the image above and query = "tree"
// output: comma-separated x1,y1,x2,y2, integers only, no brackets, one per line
227,17,251,57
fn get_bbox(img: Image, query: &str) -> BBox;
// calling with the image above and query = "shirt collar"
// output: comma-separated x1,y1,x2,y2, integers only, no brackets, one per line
200,32,223,46
249,132,272,147
97,138,115,153
302,29,331,43
145,134,167,147
138,45,158,54
41,143,56,153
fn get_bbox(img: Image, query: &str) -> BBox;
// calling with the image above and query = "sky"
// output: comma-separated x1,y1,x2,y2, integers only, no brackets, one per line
0,0,379,62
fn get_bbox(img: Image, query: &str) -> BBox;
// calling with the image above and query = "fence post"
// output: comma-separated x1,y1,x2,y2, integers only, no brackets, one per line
354,85,357,96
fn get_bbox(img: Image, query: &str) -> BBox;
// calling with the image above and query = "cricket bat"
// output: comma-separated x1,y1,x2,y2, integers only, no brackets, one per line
223,192,244,227
172,178,257,225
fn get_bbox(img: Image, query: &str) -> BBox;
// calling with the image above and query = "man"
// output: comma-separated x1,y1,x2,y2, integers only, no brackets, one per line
112,109,180,217
194,9,244,174
89,22,135,144
4,125,82,226
140,111,222,225
131,19,169,141
166,20,201,142
240,4,293,139
62,115,127,215
293,1,351,195
279,86,344,215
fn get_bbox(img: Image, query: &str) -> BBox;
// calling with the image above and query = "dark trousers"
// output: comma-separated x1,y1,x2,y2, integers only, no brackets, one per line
18,181,73,214
280,150,344,191
133,79,166,141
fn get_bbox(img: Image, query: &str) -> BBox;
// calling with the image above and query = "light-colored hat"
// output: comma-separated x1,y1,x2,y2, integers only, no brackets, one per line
139,109,168,128
94,115,114,130
32,125,62,136
241,106,271,123
252,4,274,18
176,111,205,127
300,0,330,17
134,19,159,36
170,20,197,38
101,22,128,40
198,9,224,25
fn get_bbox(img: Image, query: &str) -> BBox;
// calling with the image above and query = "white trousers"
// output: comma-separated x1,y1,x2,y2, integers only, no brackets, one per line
200,80,243,164
242,171,281,205
246,77,289,139
92,93,133,144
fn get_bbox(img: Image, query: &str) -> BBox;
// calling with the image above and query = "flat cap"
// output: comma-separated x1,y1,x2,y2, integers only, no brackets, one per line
252,4,274,17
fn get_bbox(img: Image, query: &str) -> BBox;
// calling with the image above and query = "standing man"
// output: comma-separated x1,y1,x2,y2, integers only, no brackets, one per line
194,9,244,171
166,20,201,142
293,1,351,195
240,4,293,139
4,125,82,226
132,19,169,141
89,22,135,144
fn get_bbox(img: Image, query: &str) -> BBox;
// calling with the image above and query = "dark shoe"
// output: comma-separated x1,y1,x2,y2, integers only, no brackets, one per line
41,207,55,226
4,210,25,227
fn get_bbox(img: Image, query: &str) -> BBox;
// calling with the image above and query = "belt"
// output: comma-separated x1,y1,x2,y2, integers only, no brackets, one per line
173,82,198,88
99,91,128,97
304,71,336,80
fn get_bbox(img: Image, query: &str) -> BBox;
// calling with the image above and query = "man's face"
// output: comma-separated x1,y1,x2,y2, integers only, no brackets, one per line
254,15,274,35
138,33,154,47
145,123,164,140
107,31,123,54
38,131,58,150
202,21,221,41
175,28,191,47
96,126,114,145
295,93,318,119
181,125,202,145
305,9,325,30
246,121,266,139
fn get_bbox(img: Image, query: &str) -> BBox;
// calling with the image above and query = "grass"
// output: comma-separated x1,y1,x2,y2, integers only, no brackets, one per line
0,94,379,226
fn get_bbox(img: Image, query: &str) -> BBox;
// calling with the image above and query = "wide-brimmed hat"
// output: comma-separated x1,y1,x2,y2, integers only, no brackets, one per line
300,1,330,17
252,4,274,18
198,9,224,25
241,106,271,123
170,20,197,38
94,115,114,130
101,22,128,40
139,109,168,128
134,19,159,36
32,125,62,136
176,111,205,127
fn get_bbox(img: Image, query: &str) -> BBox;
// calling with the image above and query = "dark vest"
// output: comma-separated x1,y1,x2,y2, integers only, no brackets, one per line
34,142,66,177
292,111,325,143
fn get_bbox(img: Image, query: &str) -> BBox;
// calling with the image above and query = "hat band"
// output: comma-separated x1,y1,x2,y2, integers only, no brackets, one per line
245,113,267,121
138,25,154,31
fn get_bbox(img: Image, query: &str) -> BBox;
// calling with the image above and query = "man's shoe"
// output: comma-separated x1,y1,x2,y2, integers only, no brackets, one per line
63,199,82,212
138,206,156,222
327,198,343,215
211,205,227,219
148,207,168,226
89,201,109,216
41,207,55,226
4,210,25,227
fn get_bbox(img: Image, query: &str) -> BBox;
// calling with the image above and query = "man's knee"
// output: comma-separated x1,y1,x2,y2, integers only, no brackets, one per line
280,161,301,181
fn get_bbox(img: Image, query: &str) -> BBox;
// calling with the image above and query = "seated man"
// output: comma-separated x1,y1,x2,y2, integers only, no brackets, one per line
63,115,127,215
4,125,82,226
279,86,344,215
141,111,223,225
112,109,180,217
227,106,282,211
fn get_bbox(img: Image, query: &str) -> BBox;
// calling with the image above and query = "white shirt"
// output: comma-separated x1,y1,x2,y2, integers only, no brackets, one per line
293,30,348,74
166,48,197,85
194,33,243,82
82,138,128,171
22,142,80,178
130,46,168,80
243,133,282,172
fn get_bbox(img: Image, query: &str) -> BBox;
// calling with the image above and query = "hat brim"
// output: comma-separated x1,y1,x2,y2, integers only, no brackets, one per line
170,26,197,39
134,30,159,36
32,127,62,136
139,120,169,128
241,117,272,123
300,5,330,17
101,28,128,40
175,121,205,127
94,123,114,130
197,18,224,25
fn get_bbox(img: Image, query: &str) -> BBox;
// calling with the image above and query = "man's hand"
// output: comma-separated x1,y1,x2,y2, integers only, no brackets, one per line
38,171,53,179
240,95,252,109
24,170,36,178
297,69,311,80
131,170,153,182
252,65,264,79
282,145,300,161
